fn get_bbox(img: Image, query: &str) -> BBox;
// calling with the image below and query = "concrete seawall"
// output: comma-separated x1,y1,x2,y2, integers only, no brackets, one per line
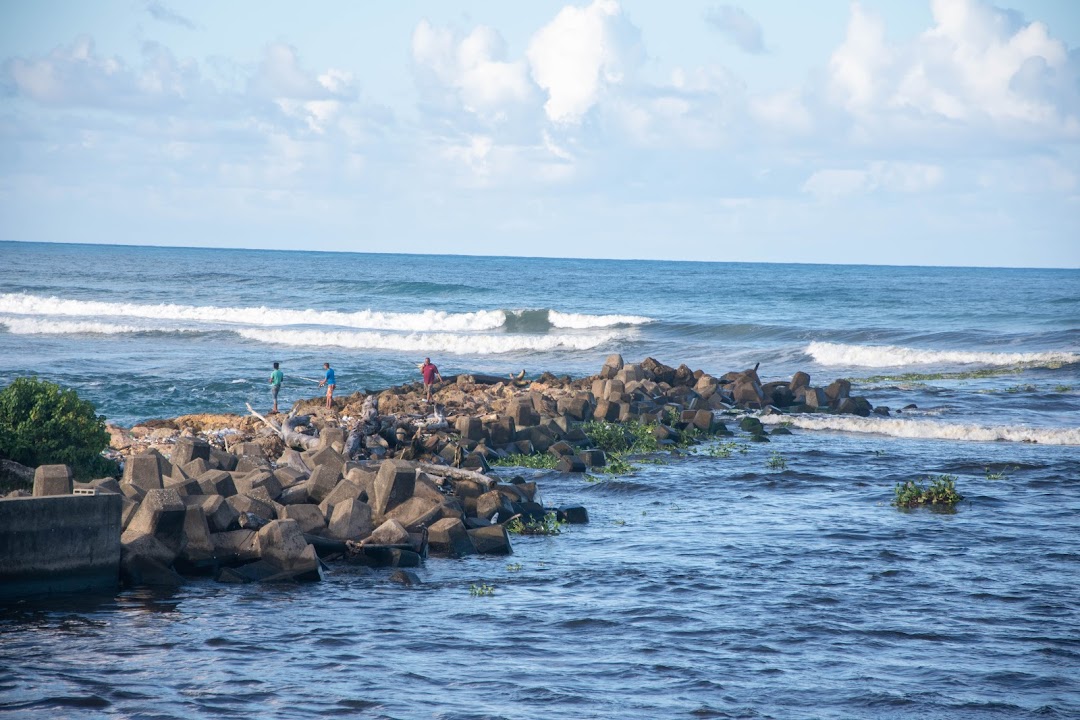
0,494,122,599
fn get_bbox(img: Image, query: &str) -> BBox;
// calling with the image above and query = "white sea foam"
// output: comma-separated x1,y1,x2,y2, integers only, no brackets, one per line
0,293,507,332
807,341,1080,368
236,328,621,354
0,293,653,334
547,310,654,328
1,318,148,335
760,414,1080,446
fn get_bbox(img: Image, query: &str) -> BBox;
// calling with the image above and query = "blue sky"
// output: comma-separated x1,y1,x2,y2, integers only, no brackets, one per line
1,1,1078,267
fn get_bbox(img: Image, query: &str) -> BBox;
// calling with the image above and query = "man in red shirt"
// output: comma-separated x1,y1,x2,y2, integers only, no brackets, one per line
420,358,442,403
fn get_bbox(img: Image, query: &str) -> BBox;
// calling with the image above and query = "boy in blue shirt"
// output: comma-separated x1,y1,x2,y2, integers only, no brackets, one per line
269,361,284,413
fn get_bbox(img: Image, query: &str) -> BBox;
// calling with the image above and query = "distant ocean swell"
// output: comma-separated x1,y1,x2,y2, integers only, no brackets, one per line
760,414,1080,446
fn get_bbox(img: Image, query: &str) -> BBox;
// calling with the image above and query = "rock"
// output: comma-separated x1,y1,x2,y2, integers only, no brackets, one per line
182,457,210,478
600,353,624,379
386,496,442,531
255,519,321,581
578,449,606,467
426,518,476,557
556,396,593,421
234,455,271,475
487,416,516,446
557,505,589,524
176,505,216,574
803,387,828,410
306,464,342,504
467,525,513,555
372,459,416,517
123,488,186,554
455,416,485,442
308,446,345,474
226,494,275,524
476,490,514,523
824,379,851,403
122,453,163,493
327,498,375,541
319,477,363,520
209,447,238,472
171,437,211,467
836,396,873,416
388,569,422,586
211,529,260,565
0,459,34,493
120,545,184,587
91,477,122,494
280,504,328,535
556,455,587,473
186,494,238,533
32,464,72,496
163,474,201,497
197,469,237,497
789,371,810,392
731,377,765,408
739,416,764,434
233,441,265,459
120,529,177,568
367,518,410,546
235,470,283,501
273,466,307,488
278,483,311,506
319,427,346,450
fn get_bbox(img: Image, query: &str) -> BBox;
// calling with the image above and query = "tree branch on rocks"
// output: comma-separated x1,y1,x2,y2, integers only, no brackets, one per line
245,404,319,451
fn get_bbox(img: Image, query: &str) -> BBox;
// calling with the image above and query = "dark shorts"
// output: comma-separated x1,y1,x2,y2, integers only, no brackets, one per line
271,384,281,400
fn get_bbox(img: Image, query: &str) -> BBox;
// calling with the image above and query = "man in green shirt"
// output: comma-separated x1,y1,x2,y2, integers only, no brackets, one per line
269,361,284,413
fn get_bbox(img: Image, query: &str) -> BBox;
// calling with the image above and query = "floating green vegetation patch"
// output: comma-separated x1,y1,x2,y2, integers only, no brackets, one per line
491,453,559,469
893,474,964,509
506,511,564,536
852,366,1021,383
766,451,787,471
505,562,523,572
469,583,496,596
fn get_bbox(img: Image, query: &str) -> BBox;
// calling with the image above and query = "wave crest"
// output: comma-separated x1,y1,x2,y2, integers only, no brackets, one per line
807,341,1080,369
760,414,1080,446
236,328,623,354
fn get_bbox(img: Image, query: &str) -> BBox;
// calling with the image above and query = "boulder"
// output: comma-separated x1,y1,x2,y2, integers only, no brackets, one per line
305,464,342,504
803,387,828,410
163,474,202,497
455,416,485,442
426,518,476,557
578,449,606,467
123,488,187,554
557,505,589,524
824,379,851,403
556,455,587,473
171,437,211,467
731,378,765,408
789,371,810,392
467,525,513,555
186,494,238,533
280,504,329,534
211,529,260,565
386,496,442,531
176,505,216,574
197,469,237,497
32,464,72,496
308,446,345,474
122,453,163,493
255,519,320,581
319,477,363,520
226,494,275,524
182,457,210,478
487,416,516,446
273,466,307,488
319,427,346,450
235,470,283,501
367,518,410,546
599,353,624,379
327,498,375,541
278,483,311,506
475,490,514,523
372,459,415,517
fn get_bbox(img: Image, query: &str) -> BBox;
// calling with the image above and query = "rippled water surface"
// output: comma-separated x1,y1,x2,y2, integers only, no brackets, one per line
1,243,1079,717
3,432,1079,718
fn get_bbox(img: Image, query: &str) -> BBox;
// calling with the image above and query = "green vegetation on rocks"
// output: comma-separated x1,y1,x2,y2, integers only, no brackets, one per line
506,511,564,536
0,377,116,479
491,453,559,470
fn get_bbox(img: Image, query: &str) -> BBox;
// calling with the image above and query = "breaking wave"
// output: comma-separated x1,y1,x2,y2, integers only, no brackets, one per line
2,318,164,335
547,310,653,329
807,341,1080,369
236,328,623,354
0,293,654,333
759,414,1080,446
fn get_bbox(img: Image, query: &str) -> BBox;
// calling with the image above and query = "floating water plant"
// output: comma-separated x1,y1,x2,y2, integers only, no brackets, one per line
469,583,495,596
491,453,559,469
766,451,787,471
505,563,523,572
892,474,964,509
506,511,563,536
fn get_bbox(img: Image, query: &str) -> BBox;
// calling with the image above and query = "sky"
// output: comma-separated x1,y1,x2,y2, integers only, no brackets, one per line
0,0,1078,268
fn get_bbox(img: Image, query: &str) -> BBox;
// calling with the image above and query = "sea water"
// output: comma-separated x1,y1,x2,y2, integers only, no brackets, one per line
1,240,1078,718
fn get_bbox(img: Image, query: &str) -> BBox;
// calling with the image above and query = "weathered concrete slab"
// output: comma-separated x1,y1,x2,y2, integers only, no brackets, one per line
0,494,122,598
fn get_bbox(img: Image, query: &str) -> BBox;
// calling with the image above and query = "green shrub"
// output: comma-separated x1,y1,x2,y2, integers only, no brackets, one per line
0,377,116,478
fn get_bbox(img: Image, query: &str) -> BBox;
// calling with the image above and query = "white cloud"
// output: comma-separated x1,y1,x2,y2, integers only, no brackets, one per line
411,20,533,123
802,162,944,198
526,0,643,125
829,0,1080,135
704,5,765,54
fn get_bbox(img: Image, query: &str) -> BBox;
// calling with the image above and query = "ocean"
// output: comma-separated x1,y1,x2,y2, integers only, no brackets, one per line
1,240,1079,718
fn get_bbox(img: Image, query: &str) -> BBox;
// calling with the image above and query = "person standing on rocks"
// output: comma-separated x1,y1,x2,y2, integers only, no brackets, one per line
420,358,442,403
318,362,336,409
269,361,284,414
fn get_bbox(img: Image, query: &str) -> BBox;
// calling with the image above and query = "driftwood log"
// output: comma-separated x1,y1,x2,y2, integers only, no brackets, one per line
246,404,319,451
